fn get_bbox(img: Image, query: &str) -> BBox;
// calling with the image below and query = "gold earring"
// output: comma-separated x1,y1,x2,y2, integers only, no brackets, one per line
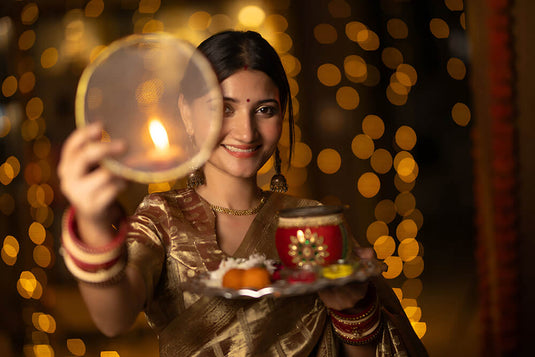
270,148,288,193
187,168,205,188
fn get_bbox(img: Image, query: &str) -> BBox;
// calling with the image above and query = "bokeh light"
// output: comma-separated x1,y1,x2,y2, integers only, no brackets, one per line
357,172,380,198
447,57,467,80
317,148,341,174
387,18,409,39
362,114,384,139
396,219,418,241
404,256,424,278
430,18,450,39
370,149,393,174
445,0,464,11
351,134,374,159
67,339,87,356
291,142,312,168
383,256,403,279
374,235,396,259
382,47,404,69
375,199,397,224
398,238,420,261
451,102,471,126
336,86,359,110
314,23,337,44
238,6,265,27
188,11,211,30
395,126,417,151
317,63,341,87
2,75,18,97
366,221,389,245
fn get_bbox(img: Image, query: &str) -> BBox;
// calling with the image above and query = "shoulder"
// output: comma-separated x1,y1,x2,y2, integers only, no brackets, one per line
134,188,197,217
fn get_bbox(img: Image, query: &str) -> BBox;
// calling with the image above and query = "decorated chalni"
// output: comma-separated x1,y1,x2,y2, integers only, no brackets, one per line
275,205,349,268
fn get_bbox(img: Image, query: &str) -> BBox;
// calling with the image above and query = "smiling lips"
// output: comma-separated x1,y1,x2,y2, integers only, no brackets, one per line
222,144,261,158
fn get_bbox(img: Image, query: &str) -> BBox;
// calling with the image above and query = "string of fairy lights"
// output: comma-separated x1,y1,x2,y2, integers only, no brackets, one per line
0,0,470,355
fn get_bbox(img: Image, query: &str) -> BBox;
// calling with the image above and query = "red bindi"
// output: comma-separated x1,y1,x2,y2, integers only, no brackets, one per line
246,98,250,102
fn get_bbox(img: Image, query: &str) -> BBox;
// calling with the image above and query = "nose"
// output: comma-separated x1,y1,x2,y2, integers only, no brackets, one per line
231,110,257,142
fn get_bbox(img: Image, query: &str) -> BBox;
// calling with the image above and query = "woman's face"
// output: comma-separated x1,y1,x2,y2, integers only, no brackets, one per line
203,69,282,180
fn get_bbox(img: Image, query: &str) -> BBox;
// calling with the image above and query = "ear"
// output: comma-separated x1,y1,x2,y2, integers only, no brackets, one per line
178,94,194,136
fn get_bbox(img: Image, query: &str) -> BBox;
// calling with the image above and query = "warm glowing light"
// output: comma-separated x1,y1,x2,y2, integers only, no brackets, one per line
382,47,404,69
238,6,265,27
395,125,417,151
387,18,409,39
19,72,36,93
67,339,87,356
21,3,39,25
282,54,301,77
387,86,408,106
404,256,424,278
402,278,423,298
265,14,288,32
314,24,337,44
148,182,172,194
430,18,450,39
139,0,161,14
208,14,233,34
33,344,54,357
286,166,308,188
142,19,164,33
317,63,341,87
357,30,380,51
370,149,393,174
395,191,416,216
149,119,170,150
374,235,396,259
383,256,403,279
2,75,17,97
0,115,11,137
351,134,375,160
375,199,396,224
41,48,58,69
404,306,422,321
317,149,341,174
29,221,46,244
34,245,52,268
460,13,466,29
393,288,403,301
411,321,427,338
336,86,359,110
406,208,424,229
188,11,211,30
18,30,36,50
366,221,389,245
362,115,384,139
399,238,420,261
396,64,417,86
291,142,312,168
328,0,351,18
3,235,19,258
85,0,104,18
447,57,466,80
345,21,367,42
344,55,367,82
396,219,418,241
445,0,464,11
26,97,44,120
357,172,380,198
451,102,471,126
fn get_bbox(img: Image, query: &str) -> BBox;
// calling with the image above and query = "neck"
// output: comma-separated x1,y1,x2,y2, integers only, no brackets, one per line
195,164,261,210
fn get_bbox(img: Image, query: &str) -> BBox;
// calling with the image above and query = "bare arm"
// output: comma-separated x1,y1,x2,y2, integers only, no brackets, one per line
58,122,146,336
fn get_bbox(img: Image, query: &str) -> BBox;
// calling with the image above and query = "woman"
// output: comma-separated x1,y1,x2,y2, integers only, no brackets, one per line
58,31,427,356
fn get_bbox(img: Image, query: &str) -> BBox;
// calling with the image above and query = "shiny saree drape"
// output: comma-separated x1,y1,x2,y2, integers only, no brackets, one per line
125,188,427,356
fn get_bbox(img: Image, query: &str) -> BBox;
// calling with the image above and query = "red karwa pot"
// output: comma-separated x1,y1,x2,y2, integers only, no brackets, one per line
275,206,349,268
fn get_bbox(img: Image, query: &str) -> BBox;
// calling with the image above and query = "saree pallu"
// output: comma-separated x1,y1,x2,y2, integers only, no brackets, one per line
125,188,427,356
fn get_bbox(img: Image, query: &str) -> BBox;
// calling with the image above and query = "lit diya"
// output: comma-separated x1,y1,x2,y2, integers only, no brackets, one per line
275,206,349,268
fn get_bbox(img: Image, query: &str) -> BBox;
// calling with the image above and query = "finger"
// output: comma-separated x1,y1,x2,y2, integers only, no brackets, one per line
59,123,104,179
354,247,375,260
68,140,126,179
70,169,126,216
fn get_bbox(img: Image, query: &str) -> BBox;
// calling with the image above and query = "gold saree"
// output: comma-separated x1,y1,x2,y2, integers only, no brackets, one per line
125,188,427,357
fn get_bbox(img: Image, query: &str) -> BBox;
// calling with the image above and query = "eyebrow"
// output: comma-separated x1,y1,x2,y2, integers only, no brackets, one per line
223,97,279,106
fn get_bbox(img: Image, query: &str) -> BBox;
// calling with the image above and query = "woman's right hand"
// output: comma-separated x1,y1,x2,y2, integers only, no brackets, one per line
58,122,127,244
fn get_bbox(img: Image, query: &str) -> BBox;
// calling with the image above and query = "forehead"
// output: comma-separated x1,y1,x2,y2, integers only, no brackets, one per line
220,69,279,100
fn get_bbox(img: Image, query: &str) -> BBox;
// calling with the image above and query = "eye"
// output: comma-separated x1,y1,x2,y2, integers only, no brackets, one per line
224,104,234,116
256,105,278,116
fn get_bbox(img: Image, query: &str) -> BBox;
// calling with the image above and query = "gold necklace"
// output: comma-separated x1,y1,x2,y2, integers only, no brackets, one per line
209,192,268,216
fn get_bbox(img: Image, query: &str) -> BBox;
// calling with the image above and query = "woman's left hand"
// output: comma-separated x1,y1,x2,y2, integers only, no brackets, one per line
317,247,375,311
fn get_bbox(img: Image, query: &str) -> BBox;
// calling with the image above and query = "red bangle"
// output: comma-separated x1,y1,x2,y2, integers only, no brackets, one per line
65,206,127,254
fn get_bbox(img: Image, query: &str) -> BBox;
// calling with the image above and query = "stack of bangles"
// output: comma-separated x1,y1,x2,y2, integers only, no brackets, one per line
327,291,383,345
61,207,128,286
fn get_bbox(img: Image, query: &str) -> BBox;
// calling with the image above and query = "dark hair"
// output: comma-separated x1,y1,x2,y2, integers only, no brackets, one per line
197,30,295,163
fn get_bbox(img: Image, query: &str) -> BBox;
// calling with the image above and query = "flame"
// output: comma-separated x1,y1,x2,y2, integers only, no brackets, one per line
148,119,170,150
